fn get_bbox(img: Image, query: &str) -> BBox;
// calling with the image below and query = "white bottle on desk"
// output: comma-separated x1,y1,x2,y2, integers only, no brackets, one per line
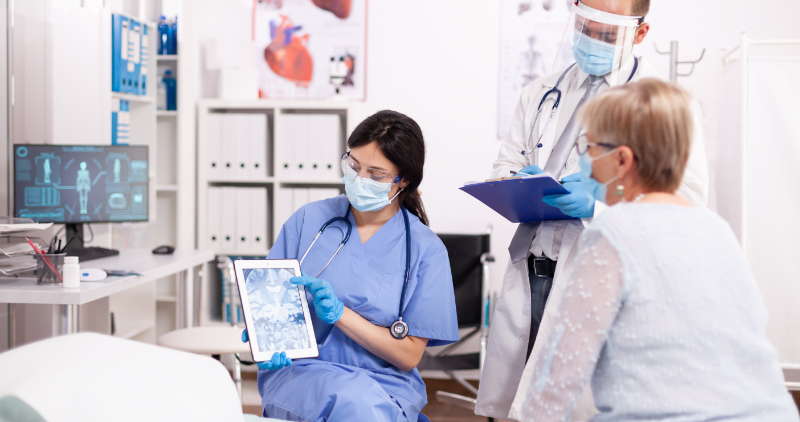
62,256,80,289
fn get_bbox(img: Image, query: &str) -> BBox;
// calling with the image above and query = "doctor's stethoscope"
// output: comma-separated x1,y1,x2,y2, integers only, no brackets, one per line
521,57,639,156
298,205,413,340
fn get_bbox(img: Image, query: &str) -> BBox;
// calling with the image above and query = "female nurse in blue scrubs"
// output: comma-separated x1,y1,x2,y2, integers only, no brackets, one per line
245,110,459,422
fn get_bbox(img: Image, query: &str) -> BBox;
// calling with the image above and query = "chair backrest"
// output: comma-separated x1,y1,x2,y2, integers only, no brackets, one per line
436,233,490,329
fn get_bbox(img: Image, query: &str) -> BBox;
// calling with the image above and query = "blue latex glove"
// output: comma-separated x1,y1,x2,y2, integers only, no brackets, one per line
518,164,544,175
290,273,344,324
241,330,292,371
542,172,596,218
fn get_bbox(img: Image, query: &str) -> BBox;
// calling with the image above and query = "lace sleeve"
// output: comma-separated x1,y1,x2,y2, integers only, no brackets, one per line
522,229,624,422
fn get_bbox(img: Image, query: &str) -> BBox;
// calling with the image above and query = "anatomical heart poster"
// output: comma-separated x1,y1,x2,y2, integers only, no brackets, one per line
254,0,367,99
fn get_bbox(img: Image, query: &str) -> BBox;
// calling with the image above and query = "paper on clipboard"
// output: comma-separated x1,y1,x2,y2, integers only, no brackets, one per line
460,174,578,223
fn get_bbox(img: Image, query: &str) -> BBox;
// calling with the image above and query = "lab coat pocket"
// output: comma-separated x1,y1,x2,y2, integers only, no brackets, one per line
366,272,405,327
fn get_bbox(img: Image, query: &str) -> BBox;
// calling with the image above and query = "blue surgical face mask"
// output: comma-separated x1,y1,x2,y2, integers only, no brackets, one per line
572,30,617,76
579,149,618,204
343,165,403,212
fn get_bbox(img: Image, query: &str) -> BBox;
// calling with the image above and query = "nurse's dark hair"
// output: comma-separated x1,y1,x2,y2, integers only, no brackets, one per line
347,110,429,226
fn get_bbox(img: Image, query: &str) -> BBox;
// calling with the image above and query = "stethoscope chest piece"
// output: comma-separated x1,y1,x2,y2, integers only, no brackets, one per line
390,319,409,339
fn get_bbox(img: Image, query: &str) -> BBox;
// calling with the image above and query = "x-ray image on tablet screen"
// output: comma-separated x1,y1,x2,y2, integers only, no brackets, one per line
244,268,311,352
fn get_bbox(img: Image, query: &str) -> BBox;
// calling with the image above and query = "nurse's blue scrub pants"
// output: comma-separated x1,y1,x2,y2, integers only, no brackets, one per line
259,362,408,422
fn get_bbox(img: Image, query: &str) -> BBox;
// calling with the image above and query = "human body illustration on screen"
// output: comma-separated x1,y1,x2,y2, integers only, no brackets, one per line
76,162,91,215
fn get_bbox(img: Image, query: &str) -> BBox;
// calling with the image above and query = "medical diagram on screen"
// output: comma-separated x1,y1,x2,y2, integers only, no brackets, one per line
13,145,149,223
244,268,310,352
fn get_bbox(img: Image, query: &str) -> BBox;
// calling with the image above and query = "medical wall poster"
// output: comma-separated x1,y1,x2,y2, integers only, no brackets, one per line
254,0,367,99
497,0,571,139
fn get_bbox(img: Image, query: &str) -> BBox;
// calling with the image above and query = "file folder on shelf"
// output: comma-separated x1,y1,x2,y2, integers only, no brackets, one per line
252,188,269,252
309,114,342,180
294,115,309,179
207,113,223,180
236,188,253,251
279,114,296,178
207,187,222,250
460,175,578,223
129,19,142,95
233,114,250,179
221,114,238,179
140,24,149,96
221,187,237,250
113,100,130,145
111,98,120,145
249,114,269,180
112,14,130,93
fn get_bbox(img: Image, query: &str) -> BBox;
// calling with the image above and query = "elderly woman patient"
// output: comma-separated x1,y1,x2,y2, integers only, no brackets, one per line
523,79,800,422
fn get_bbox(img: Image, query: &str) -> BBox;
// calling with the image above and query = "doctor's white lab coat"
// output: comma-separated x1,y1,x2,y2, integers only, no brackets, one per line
475,57,709,421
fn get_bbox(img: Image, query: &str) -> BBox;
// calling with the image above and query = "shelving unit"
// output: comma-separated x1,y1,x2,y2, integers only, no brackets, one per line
44,2,198,343
196,99,360,325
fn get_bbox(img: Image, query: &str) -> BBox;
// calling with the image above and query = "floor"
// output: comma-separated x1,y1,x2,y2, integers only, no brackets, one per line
241,371,800,422
241,374,495,421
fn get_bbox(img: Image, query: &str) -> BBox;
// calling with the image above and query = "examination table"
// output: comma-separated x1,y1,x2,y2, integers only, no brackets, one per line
0,332,287,422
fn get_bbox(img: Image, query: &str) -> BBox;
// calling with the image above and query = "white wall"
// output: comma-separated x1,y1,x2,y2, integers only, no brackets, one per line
191,0,800,301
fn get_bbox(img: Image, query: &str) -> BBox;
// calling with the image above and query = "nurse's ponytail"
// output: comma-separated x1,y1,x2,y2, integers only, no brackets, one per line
347,110,430,226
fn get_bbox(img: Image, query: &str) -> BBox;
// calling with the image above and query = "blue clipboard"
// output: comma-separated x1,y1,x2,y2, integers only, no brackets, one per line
460,175,579,223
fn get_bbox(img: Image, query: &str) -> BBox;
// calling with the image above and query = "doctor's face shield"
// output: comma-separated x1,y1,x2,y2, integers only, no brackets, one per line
554,1,641,83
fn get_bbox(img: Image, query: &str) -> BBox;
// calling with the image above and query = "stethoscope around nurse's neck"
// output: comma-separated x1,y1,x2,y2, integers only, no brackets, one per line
520,57,639,156
298,203,413,340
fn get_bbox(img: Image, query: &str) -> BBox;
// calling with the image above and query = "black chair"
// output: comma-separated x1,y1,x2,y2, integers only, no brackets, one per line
418,232,495,418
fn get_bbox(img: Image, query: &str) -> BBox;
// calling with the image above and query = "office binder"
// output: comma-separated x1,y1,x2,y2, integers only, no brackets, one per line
207,113,223,180
236,188,253,251
221,187,237,250
279,114,296,178
114,100,130,145
294,115,309,179
207,187,222,250
249,114,268,180
221,114,238,179
252,188,269,252
128,19,142,95
232,114,250,179
460,175,578,223
140,24,149,96
112,14,130,93
309,114,341,180
111,98,120,145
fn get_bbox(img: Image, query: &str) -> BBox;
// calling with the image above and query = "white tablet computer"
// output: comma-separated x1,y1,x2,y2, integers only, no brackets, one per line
233,259,319,361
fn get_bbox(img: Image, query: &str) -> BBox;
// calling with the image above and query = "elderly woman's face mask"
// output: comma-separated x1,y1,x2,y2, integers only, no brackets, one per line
577,139,619,204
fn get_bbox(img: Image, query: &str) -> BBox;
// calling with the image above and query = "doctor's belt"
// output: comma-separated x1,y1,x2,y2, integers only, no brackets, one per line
528,255,557,278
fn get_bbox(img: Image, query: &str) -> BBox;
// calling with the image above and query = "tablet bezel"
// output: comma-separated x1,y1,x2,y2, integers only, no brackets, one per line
233,259,319,361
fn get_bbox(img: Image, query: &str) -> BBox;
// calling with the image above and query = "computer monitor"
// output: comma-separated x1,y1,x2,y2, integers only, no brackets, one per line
13,144,149,261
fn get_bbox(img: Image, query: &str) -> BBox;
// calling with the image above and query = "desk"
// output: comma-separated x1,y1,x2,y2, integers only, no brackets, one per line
0,249,214,346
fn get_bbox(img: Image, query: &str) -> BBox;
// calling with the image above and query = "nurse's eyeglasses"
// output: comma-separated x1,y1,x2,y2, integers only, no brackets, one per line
341,152,402,185
575,134,617,155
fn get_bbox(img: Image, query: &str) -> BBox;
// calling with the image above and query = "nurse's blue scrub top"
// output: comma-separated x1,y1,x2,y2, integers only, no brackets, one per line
260,195,459,421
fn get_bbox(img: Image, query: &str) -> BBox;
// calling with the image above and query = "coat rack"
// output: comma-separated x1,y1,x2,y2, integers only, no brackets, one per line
654,41,706,82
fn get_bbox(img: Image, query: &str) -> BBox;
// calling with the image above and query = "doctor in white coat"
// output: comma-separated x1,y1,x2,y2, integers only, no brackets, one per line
475,0,709,421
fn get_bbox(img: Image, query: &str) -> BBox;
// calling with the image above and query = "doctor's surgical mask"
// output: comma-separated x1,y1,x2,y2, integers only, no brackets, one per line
572,30,618,76
576,134,619,204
